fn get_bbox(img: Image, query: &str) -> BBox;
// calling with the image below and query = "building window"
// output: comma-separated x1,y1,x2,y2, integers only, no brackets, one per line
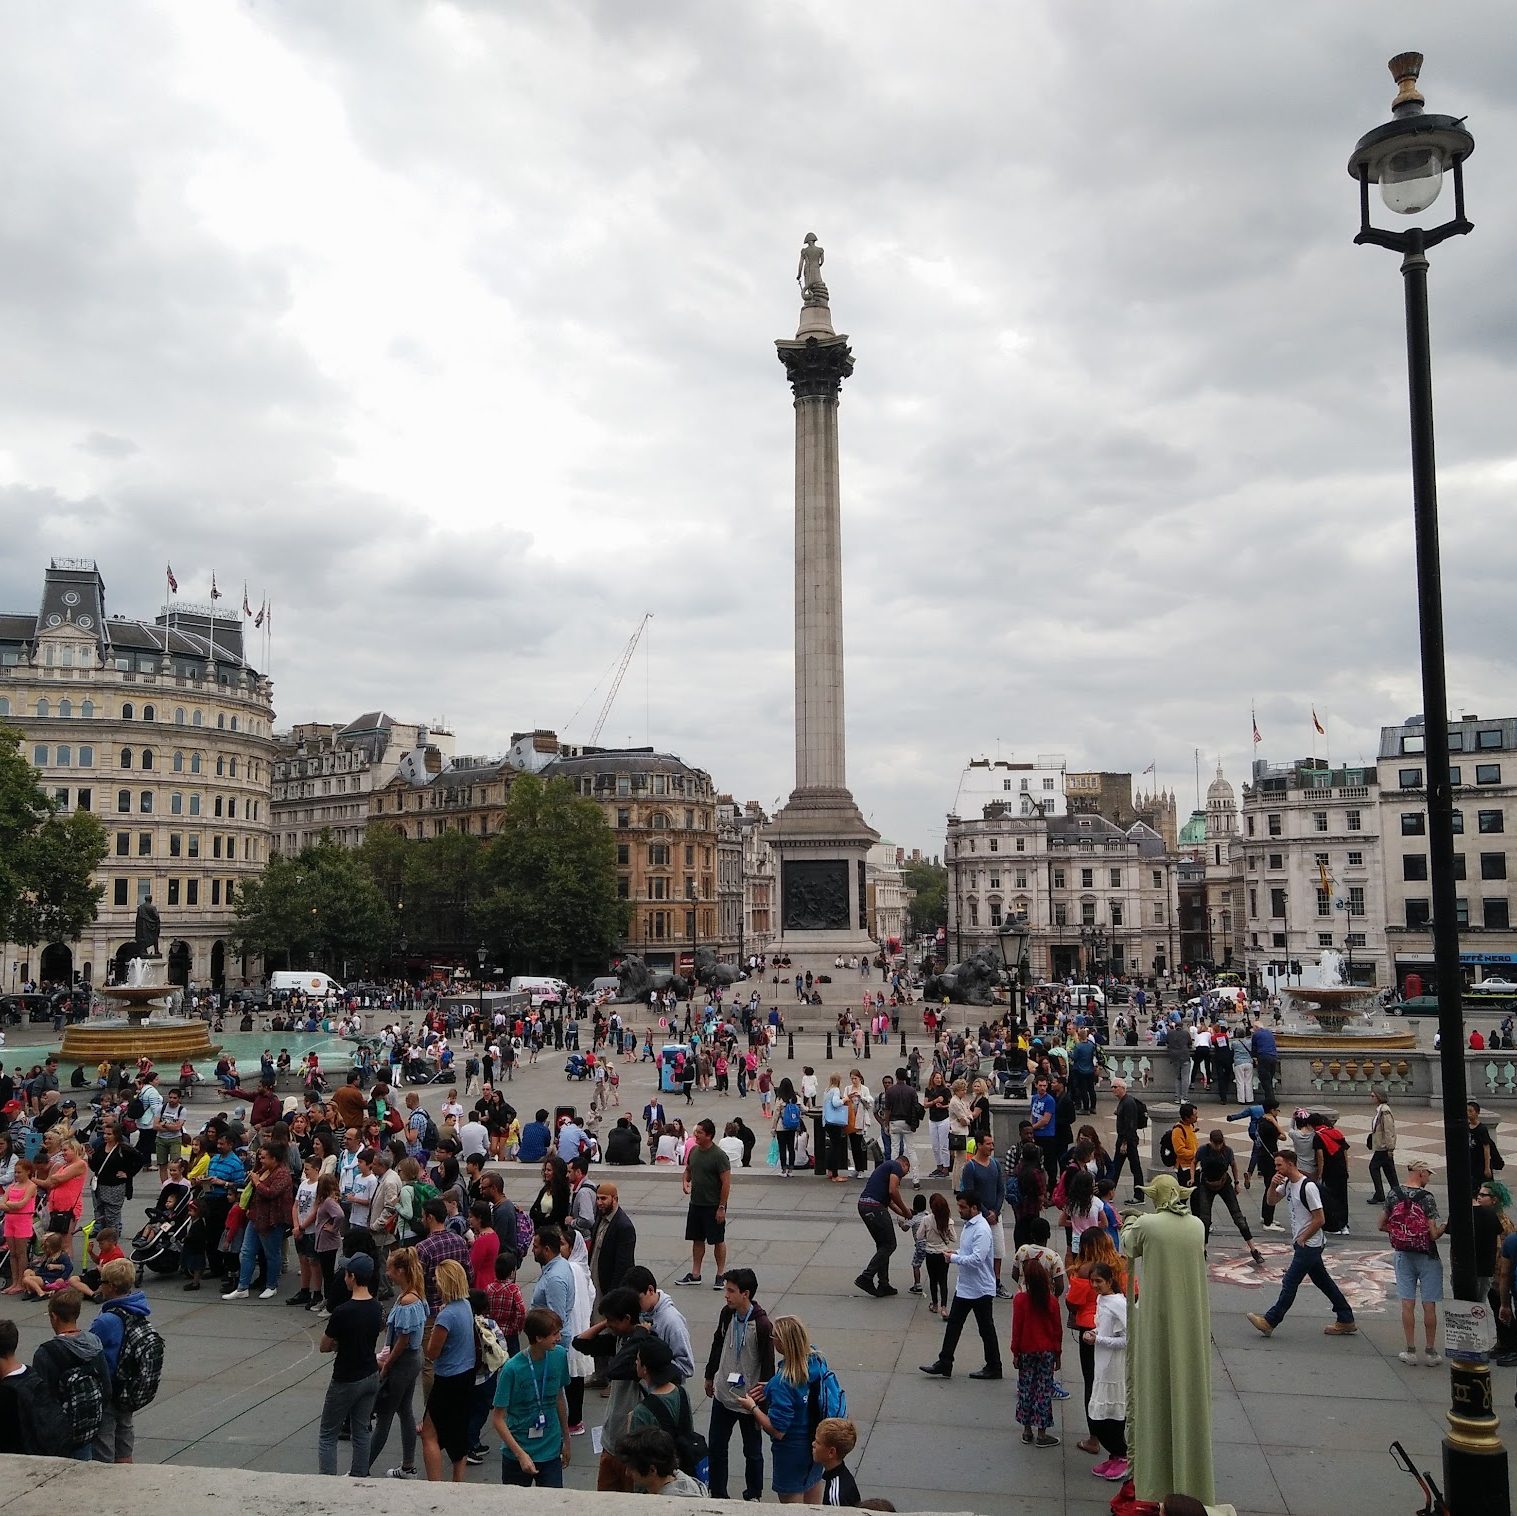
1109,868,1121,888
1054,903,1068,926
186,880,198,906
191,710,201,727
120,748,132,769
1448,766,1462,786
1402,734,1425,755
1015,870,1028,889
616,844,629,866
1313,810,1329,831
967,901,978,927
187,834,199,858
1484,898,1510,929
1456,897,1470,927
1317,888,1331,917
57,698,71,717
1110,903,1123,927
1399,768,1423,789
1401,813,1426,836
212,836,222,859
211,881,221,906
1347,850,1363,866
1454,854,1467,880
169,834,181,858
120,702,132,720
1477,764,1502,786
114,831,129,857
1080,902,1096,926
1479,810,1504,834
1270,887,1287,917
1478,728,1502,750
137,832,150,857
1246,816,1255,836
648,844,669,867
616,877,629,899
1405,899,1431,928
1452,810,1465,834
167,879,179,906
1481,853,1507,880
189,796,200,816
1052,868,1066,889
139,791,152,814
989,902,1003,927
117,789,131,813
78,746,93,766
1268,853,1284,870
1404,855,1428,881
76,788,90,810
32,745,48,767
1267,814,1282,836
190,753,201,774
1343,809,1360,832
113,879,128,906
1080,868,1093,889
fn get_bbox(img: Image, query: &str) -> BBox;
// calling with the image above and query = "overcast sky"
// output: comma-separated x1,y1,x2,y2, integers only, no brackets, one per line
3,2,1515,856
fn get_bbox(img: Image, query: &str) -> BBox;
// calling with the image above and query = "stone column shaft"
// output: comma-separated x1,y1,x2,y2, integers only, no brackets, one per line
794,389,845,791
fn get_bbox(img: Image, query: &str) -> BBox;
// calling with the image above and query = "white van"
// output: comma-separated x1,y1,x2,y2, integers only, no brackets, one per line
271,970,344,998
509,975,568,1007
1069,983,1107,1008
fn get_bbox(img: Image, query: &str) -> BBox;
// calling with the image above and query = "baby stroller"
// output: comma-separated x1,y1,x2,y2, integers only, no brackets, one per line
130,1184,193,1275
564,1052,590,1081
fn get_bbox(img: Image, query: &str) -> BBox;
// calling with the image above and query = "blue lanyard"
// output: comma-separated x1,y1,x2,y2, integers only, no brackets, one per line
733,1310,750,1358
528,1354,548,1413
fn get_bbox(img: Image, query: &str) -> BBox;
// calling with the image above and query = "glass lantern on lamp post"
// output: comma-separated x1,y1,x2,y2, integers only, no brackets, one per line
998,914,1031,1033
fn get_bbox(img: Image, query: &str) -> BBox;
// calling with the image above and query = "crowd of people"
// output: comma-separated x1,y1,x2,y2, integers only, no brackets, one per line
0,969,1513,1512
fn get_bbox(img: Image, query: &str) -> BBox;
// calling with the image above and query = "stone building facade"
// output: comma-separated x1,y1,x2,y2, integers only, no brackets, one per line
542,747,725,971
1376,715,1517,993
945,802,1178,982
739,801,776,952
272,714,455,853
0,559,275,992
1240,757,1385,988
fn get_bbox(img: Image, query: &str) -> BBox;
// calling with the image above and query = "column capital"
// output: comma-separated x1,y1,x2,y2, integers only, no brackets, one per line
776,333,854,401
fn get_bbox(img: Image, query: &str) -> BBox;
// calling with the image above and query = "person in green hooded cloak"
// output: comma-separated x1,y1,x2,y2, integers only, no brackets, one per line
1120,1171,1215,1506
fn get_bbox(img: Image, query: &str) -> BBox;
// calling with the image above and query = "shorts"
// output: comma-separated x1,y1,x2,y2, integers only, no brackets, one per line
1393,1249,1444,1303
989,1216,1006,1262
295,1233,316,1257
154,1133,180,1167
684,1205,726,1246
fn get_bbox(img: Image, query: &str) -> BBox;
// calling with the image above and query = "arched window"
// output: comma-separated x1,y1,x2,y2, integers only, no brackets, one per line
172,751,184,773
80,699,93,719
120,748,133,769
174,708,185,725
143,705,155,722
0,697,9,716
230,716,238,731
216,756,225,777
56,745,71,767
216,713,225,730
121,703,133,720
228,798,236,818
57,698,72,718
191,710,202,727
141,749,154,770
35,698,49,718
229,757,237,778
190,753,202,775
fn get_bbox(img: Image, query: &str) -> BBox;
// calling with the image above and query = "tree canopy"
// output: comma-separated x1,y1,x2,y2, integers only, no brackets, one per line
0,723,107,948
903,858,947,936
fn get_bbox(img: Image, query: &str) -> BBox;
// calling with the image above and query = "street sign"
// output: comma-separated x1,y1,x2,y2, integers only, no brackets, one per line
1443,1300,1496,1355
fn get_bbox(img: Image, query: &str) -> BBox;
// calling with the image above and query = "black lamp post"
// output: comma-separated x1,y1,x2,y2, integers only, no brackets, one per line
477,942,487,1027
1080,925,1107,984
998,914,1031,1032
1349,52,1506,1506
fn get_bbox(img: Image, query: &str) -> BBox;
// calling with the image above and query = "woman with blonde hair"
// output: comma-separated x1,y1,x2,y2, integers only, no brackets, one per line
34,1128,87,1253
368,1247,427,1478
821,1075,849,1182
946,1079,973,1178
419,1258,475,1482
734,1314,834,1503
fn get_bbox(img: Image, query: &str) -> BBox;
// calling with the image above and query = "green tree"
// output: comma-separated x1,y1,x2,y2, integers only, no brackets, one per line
476,774,627,980
0,724,106,949
903,858,947,937
403,829,484,953
234,837,392,975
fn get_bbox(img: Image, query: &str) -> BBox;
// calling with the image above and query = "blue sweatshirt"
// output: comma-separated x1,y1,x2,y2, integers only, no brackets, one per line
90,1290,151,1377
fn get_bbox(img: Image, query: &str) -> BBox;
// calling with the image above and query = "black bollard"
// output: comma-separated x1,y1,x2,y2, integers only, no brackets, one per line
863,1035,870,1060
826,1032,833,1060
900,1031,907,1058
788,1032,795,1060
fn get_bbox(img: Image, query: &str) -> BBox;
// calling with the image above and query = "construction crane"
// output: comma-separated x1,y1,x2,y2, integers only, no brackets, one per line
588,612,653,745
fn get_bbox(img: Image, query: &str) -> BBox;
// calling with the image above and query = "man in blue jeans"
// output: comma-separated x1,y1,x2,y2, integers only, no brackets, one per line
1246,1149,1357,1338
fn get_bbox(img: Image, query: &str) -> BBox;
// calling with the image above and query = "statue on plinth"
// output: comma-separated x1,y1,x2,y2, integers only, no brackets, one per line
134,898,162,959
797,232,830,307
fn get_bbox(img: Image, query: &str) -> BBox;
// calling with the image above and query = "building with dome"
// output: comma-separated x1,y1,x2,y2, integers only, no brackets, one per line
0,559,275,993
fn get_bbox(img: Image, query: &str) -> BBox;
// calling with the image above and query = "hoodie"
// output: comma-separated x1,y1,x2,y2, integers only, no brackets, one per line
644,1290,695,1382
91,1291,151,1378
33,1330,111,1440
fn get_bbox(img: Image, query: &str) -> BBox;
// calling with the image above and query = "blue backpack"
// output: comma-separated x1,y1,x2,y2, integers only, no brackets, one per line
807,1358,846,1433
780,1101,803,1132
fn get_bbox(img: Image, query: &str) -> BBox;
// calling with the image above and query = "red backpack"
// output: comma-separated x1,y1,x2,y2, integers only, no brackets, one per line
1385,1192,1433,1254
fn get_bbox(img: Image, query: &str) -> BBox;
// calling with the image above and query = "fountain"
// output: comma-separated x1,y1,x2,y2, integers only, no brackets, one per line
57,902,219,1066
1277,949,1414,1050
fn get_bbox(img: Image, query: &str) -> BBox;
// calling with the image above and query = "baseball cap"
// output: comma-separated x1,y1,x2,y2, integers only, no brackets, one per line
343,1253,375,1284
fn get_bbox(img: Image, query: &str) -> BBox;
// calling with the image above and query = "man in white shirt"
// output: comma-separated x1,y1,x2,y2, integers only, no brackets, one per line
918,1192,1002,1379
1248,1149,1357,1337
458,1116,490,1160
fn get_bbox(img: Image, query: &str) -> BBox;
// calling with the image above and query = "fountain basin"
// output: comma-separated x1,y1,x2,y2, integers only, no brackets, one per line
59,955,221,1065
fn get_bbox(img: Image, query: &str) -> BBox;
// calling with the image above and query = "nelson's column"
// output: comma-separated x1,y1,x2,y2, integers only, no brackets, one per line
764,234,879,957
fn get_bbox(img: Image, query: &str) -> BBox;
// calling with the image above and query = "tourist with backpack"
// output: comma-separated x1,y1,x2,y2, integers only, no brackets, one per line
734,1313,843,1503
773,1081,803,1177
1378,1158,1446,1366
32,1287,111,1460
1247,1149,1357,1339
0,1316,73,1456
629,1334,707,1482
89,1257,162,1462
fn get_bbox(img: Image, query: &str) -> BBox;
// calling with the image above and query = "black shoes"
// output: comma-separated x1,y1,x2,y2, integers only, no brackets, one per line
919,1361,951,1377
875,1283,899,1297
854,1274,880,1297
968,1367,1003,1380
287,1289,311,1307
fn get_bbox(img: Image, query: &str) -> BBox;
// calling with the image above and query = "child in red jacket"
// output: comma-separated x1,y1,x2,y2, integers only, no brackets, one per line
1011,1255,1063,1447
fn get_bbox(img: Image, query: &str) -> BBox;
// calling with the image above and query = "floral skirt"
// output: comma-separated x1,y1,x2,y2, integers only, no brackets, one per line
1015,1350,1057,1430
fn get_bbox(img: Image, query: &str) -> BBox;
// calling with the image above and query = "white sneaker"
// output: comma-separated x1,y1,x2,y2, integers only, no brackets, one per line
1262,1222,1286,1233
259,1288,278,1300
222,1287,249,1300
1423,1349,1442,1366
1398,1349,1420,1365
